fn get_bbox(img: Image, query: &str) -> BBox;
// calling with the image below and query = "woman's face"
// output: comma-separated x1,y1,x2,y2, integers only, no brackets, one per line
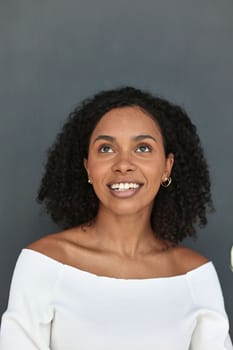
84,106,174,217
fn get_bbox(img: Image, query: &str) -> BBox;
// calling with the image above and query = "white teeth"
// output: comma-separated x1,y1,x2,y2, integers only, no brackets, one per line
110,183,140,190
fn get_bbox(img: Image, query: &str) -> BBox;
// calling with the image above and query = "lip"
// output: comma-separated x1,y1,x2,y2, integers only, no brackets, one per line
107,181,143,198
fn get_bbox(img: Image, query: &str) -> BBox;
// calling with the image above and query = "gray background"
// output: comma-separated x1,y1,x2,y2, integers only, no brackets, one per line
0,0,232,338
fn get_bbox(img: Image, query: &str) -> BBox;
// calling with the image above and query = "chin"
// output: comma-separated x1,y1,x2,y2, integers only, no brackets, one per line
101,202,153,217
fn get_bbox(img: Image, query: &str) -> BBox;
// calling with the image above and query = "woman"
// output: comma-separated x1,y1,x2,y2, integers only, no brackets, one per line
0,87,232,349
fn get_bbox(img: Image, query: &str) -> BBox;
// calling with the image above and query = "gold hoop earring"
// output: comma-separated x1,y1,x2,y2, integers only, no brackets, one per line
161,176,172,188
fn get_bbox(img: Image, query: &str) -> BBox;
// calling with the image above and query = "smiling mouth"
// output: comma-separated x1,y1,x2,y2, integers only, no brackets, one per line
108,182,142,191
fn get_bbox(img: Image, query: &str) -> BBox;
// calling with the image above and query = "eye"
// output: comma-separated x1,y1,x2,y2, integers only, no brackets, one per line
98,145,114,153
136,144,152,153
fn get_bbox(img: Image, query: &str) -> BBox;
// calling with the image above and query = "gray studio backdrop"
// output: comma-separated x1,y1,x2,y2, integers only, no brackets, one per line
0,0,232,337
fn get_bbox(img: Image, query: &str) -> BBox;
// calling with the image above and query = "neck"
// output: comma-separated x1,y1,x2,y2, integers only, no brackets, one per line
89,207,163,258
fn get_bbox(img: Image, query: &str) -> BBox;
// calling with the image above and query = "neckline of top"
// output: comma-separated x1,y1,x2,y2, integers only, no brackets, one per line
22,248,213,282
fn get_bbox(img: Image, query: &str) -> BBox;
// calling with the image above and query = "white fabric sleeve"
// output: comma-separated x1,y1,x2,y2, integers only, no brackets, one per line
0,250,62,350
187,263,233,350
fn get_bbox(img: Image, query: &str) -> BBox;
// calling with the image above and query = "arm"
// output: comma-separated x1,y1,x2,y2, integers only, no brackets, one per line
188,263,233,350
190,311,232,349
0,249,62,349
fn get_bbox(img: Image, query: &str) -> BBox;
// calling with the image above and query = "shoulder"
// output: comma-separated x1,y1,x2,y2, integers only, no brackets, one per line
169,245,209,275
26,226,88,265
7,233,75,304
5,235,76,314
173,248,225,309
26,232,65,262
14,230,80,288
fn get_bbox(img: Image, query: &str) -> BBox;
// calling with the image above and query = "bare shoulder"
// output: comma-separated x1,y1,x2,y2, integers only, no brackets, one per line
26,226,86,264
169,245,209,275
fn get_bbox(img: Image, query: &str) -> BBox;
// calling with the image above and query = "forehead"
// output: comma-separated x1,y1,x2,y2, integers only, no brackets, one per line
91,106,162,138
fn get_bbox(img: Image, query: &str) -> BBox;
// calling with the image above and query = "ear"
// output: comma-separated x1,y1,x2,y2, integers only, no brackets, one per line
164,153,174,178
83,158,89,175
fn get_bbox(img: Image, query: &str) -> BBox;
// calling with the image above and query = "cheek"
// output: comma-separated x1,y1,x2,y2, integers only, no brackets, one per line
144,160,165,177
87,160,108,183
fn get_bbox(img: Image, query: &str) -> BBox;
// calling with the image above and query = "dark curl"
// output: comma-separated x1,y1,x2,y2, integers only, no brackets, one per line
37,86,214,244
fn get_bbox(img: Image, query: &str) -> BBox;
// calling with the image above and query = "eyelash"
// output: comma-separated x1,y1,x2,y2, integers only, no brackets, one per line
98,145,114,153
98,143,152,153
136,144,152,153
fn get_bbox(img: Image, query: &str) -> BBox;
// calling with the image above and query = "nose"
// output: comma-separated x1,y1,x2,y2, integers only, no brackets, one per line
111,152,137,173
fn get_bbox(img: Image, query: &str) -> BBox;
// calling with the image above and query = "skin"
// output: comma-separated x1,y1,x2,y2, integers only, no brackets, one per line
28,106,208,279
83,106,174,256
84,107,173,218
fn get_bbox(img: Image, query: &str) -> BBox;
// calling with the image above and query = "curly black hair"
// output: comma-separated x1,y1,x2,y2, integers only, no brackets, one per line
37,86,214,244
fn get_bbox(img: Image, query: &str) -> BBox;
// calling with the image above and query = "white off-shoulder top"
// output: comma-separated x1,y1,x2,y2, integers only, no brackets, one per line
0,249,232,350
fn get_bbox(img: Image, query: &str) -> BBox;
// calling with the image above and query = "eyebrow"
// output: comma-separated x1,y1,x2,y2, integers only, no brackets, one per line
93,134,157,143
